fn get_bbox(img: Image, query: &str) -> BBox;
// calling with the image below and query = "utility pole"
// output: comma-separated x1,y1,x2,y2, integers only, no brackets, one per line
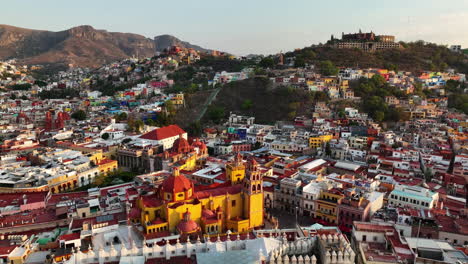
295,206,299,227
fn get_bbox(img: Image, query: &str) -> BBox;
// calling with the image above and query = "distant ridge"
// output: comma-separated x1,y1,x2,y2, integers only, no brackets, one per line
0,25,213,68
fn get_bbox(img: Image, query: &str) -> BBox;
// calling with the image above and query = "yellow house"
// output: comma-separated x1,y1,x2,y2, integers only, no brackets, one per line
45,148,118,193
339,80,349,91
97,159,118,175
314,188,344,224
8,242,32,264
309,134,333,148
132,154,263,237
323,77,338,84
47,172,79,193
170,93,185,107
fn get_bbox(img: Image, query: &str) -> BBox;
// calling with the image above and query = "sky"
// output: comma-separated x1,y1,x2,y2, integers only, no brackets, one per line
2,0,468,55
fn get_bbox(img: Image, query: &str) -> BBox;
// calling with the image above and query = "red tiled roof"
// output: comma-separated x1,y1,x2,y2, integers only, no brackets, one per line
129,207,141,219
0,191,48,206
0,245,17,256
59,232,80,241
140,125,186,141
47,191,89,205
141,195,164,208
96,159,117,165
354,222,394,232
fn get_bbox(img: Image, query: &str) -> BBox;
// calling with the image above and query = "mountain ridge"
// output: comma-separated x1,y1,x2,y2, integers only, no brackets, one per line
0,24,213,68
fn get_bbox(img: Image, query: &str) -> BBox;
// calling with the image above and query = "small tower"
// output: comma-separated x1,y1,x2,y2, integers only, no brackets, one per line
242,158,264,229
226,152,245,184
45,111,53,131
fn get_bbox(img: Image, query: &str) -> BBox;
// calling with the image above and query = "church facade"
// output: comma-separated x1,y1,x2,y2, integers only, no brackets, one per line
130,153,264,238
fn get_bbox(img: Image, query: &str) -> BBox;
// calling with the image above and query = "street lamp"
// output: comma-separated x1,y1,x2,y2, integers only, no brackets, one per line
295,206,299,227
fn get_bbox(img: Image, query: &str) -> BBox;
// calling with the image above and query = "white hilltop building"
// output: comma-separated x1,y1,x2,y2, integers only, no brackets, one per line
63,225,355,264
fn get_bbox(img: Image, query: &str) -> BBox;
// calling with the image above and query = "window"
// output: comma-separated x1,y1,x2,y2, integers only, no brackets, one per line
373,236,378,242
362,235,367,242
231,200,236,207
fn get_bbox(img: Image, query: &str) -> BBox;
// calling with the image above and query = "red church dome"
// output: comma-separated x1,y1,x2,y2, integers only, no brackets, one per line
172,134,191,153
177,209,200,234
191,138,207,150
202,208,215,218
161,168,193,194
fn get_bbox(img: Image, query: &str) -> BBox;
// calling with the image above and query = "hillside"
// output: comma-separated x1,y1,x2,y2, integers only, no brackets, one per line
205,77,328,124
0,24,155,67
154,34,211,53
289,42,468,74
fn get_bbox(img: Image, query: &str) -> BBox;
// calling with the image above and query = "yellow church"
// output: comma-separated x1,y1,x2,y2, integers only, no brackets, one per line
130,153,264,238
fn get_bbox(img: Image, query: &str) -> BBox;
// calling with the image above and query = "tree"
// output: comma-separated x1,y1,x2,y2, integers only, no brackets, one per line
259,57,275,68
101,133,110,140
374,111,385,122
424,168,433,182
363,96,388,121
186,121,202,137
9,83,32,90
337,109,346,118
371,74,386,87
325,142,332,157
301,49,316,61
145,118,156,126
34,80,47,87
134,120,145,133
253,141,262,150
294,56,306,68
127,118,135,132
71,110,87,121
10,94,16,100
241,99,253,110
164,100,176,116
207,105,225,124
115,112,128,122
319,60,339,76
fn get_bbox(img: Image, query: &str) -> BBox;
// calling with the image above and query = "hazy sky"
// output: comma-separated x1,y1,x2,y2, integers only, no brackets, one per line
2,0,468,55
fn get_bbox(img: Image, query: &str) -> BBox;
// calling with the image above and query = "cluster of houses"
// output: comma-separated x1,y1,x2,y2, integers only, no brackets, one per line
268,67,466,100
0,46,466,263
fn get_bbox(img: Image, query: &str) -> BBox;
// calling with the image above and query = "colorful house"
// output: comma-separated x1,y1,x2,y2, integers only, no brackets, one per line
309,135,333,148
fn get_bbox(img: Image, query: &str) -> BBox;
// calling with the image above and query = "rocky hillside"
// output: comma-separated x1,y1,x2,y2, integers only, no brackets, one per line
154,34,211,53
0,24,155,67
205,77,329,124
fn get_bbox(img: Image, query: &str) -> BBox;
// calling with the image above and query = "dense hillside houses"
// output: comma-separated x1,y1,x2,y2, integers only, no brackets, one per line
0,33,466,264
